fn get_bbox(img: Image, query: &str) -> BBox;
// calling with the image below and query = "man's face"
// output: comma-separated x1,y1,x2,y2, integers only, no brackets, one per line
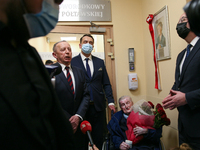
53,42,72,66
120,98,133,115
178,13,190,28
79,36,94,49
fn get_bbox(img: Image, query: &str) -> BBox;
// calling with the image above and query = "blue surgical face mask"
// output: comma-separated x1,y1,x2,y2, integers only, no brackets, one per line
82,43,93,54
21,0,59,38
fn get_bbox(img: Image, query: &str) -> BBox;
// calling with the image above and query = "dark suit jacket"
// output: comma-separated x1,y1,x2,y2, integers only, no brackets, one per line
54,63,90,148
172,38,200,137
54,63,90,119
71,54,114,111
0,25,74,149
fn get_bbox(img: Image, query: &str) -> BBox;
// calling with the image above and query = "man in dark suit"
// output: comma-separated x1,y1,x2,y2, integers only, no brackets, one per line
52,40,90,150
71,34,116,149
0,0,75,149
162,13,200,149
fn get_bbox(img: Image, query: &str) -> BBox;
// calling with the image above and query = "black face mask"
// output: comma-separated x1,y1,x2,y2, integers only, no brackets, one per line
176,22,191,39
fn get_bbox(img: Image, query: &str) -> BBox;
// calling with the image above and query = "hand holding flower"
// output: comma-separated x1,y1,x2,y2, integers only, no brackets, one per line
133,125,148,137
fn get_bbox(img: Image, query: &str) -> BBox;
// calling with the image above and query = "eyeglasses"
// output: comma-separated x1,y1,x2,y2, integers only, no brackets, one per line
179,16,188,23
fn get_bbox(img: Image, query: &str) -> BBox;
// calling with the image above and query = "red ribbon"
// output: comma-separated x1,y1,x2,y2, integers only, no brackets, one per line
146,14,160,90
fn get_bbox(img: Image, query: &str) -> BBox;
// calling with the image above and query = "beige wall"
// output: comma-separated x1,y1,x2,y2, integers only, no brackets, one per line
142,0,187,149
29,0,189,149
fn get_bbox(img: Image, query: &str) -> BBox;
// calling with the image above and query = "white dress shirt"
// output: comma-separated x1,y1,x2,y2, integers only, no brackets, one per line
59,63,85,120
59,63,76,92
80,53,94,77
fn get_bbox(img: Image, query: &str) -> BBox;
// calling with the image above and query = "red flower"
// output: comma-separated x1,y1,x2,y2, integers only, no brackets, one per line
161,114,166,119
156,103,162,109
157,107,163,113
148,101,154,109
153,103,171,128
158,108,165,116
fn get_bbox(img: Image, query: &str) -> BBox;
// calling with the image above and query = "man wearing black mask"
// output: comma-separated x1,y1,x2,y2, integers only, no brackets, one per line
162,13,200,149
184,0,200,37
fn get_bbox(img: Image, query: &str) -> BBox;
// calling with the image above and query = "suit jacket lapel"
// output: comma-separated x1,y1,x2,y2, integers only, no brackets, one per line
77,54,92,80
179,39,200,85
77,54,86,72
72,66,78,99
91,55,97,79
176,50,185,83
57,71,74,96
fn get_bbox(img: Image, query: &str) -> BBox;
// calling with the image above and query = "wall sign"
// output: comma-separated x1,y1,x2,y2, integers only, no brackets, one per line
59,0,111,21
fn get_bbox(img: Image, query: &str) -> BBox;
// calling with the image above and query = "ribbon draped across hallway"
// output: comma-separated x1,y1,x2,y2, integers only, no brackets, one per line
146,14,161,90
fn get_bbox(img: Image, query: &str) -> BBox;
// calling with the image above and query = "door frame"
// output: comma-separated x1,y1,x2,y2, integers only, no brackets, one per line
51,25,117,121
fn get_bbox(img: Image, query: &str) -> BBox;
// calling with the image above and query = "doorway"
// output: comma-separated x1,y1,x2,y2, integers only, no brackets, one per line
29,25,117,121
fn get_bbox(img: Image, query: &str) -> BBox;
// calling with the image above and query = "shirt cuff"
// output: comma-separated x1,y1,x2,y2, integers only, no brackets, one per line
108,103,115,106
75,114,83,121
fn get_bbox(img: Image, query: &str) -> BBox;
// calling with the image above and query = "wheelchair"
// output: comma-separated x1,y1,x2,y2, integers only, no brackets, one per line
102,136,165,150
102,137,165,150
102,132,114,150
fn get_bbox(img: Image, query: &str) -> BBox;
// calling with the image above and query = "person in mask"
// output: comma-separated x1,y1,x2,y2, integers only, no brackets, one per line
184,0,200,37
162,12,200,149
71,34,116,150
0,0,75,149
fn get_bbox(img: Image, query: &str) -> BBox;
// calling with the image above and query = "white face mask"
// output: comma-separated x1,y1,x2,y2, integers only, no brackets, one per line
21,0,59,38
82,43,93,54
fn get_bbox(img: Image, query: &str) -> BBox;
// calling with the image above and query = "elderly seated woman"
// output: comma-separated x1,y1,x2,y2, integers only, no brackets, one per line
107,96,162,150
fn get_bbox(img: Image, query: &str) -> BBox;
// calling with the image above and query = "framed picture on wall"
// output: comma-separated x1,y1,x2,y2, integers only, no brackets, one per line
153,6,171,61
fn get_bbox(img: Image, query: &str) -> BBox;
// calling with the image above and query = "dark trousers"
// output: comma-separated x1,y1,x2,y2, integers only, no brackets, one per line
179,129,200,149
74,126,86,150
85,104,107,150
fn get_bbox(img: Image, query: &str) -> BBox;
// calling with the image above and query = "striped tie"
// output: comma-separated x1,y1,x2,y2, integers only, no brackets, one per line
65,67,74,95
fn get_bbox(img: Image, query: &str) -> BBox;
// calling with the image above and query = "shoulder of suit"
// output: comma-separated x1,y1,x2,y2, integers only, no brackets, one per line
71,65,84,72
71,55,80,60
92,55,104,62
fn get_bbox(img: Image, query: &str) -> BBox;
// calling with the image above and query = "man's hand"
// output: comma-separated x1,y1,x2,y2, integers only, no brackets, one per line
133,125,148,137
69,115,80,133
162,90,187,110
89,144,99,150
119,142,130,150
108,105,116,113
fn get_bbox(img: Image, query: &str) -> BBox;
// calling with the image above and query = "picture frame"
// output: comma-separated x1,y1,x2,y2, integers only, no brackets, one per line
152,5,171,61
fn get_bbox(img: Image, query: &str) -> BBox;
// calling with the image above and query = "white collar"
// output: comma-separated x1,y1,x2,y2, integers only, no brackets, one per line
80,53,92,61
59,63,71,71
190,36,199,47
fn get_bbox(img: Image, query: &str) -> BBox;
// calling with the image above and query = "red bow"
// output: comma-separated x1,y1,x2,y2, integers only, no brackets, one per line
146,14,160,90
